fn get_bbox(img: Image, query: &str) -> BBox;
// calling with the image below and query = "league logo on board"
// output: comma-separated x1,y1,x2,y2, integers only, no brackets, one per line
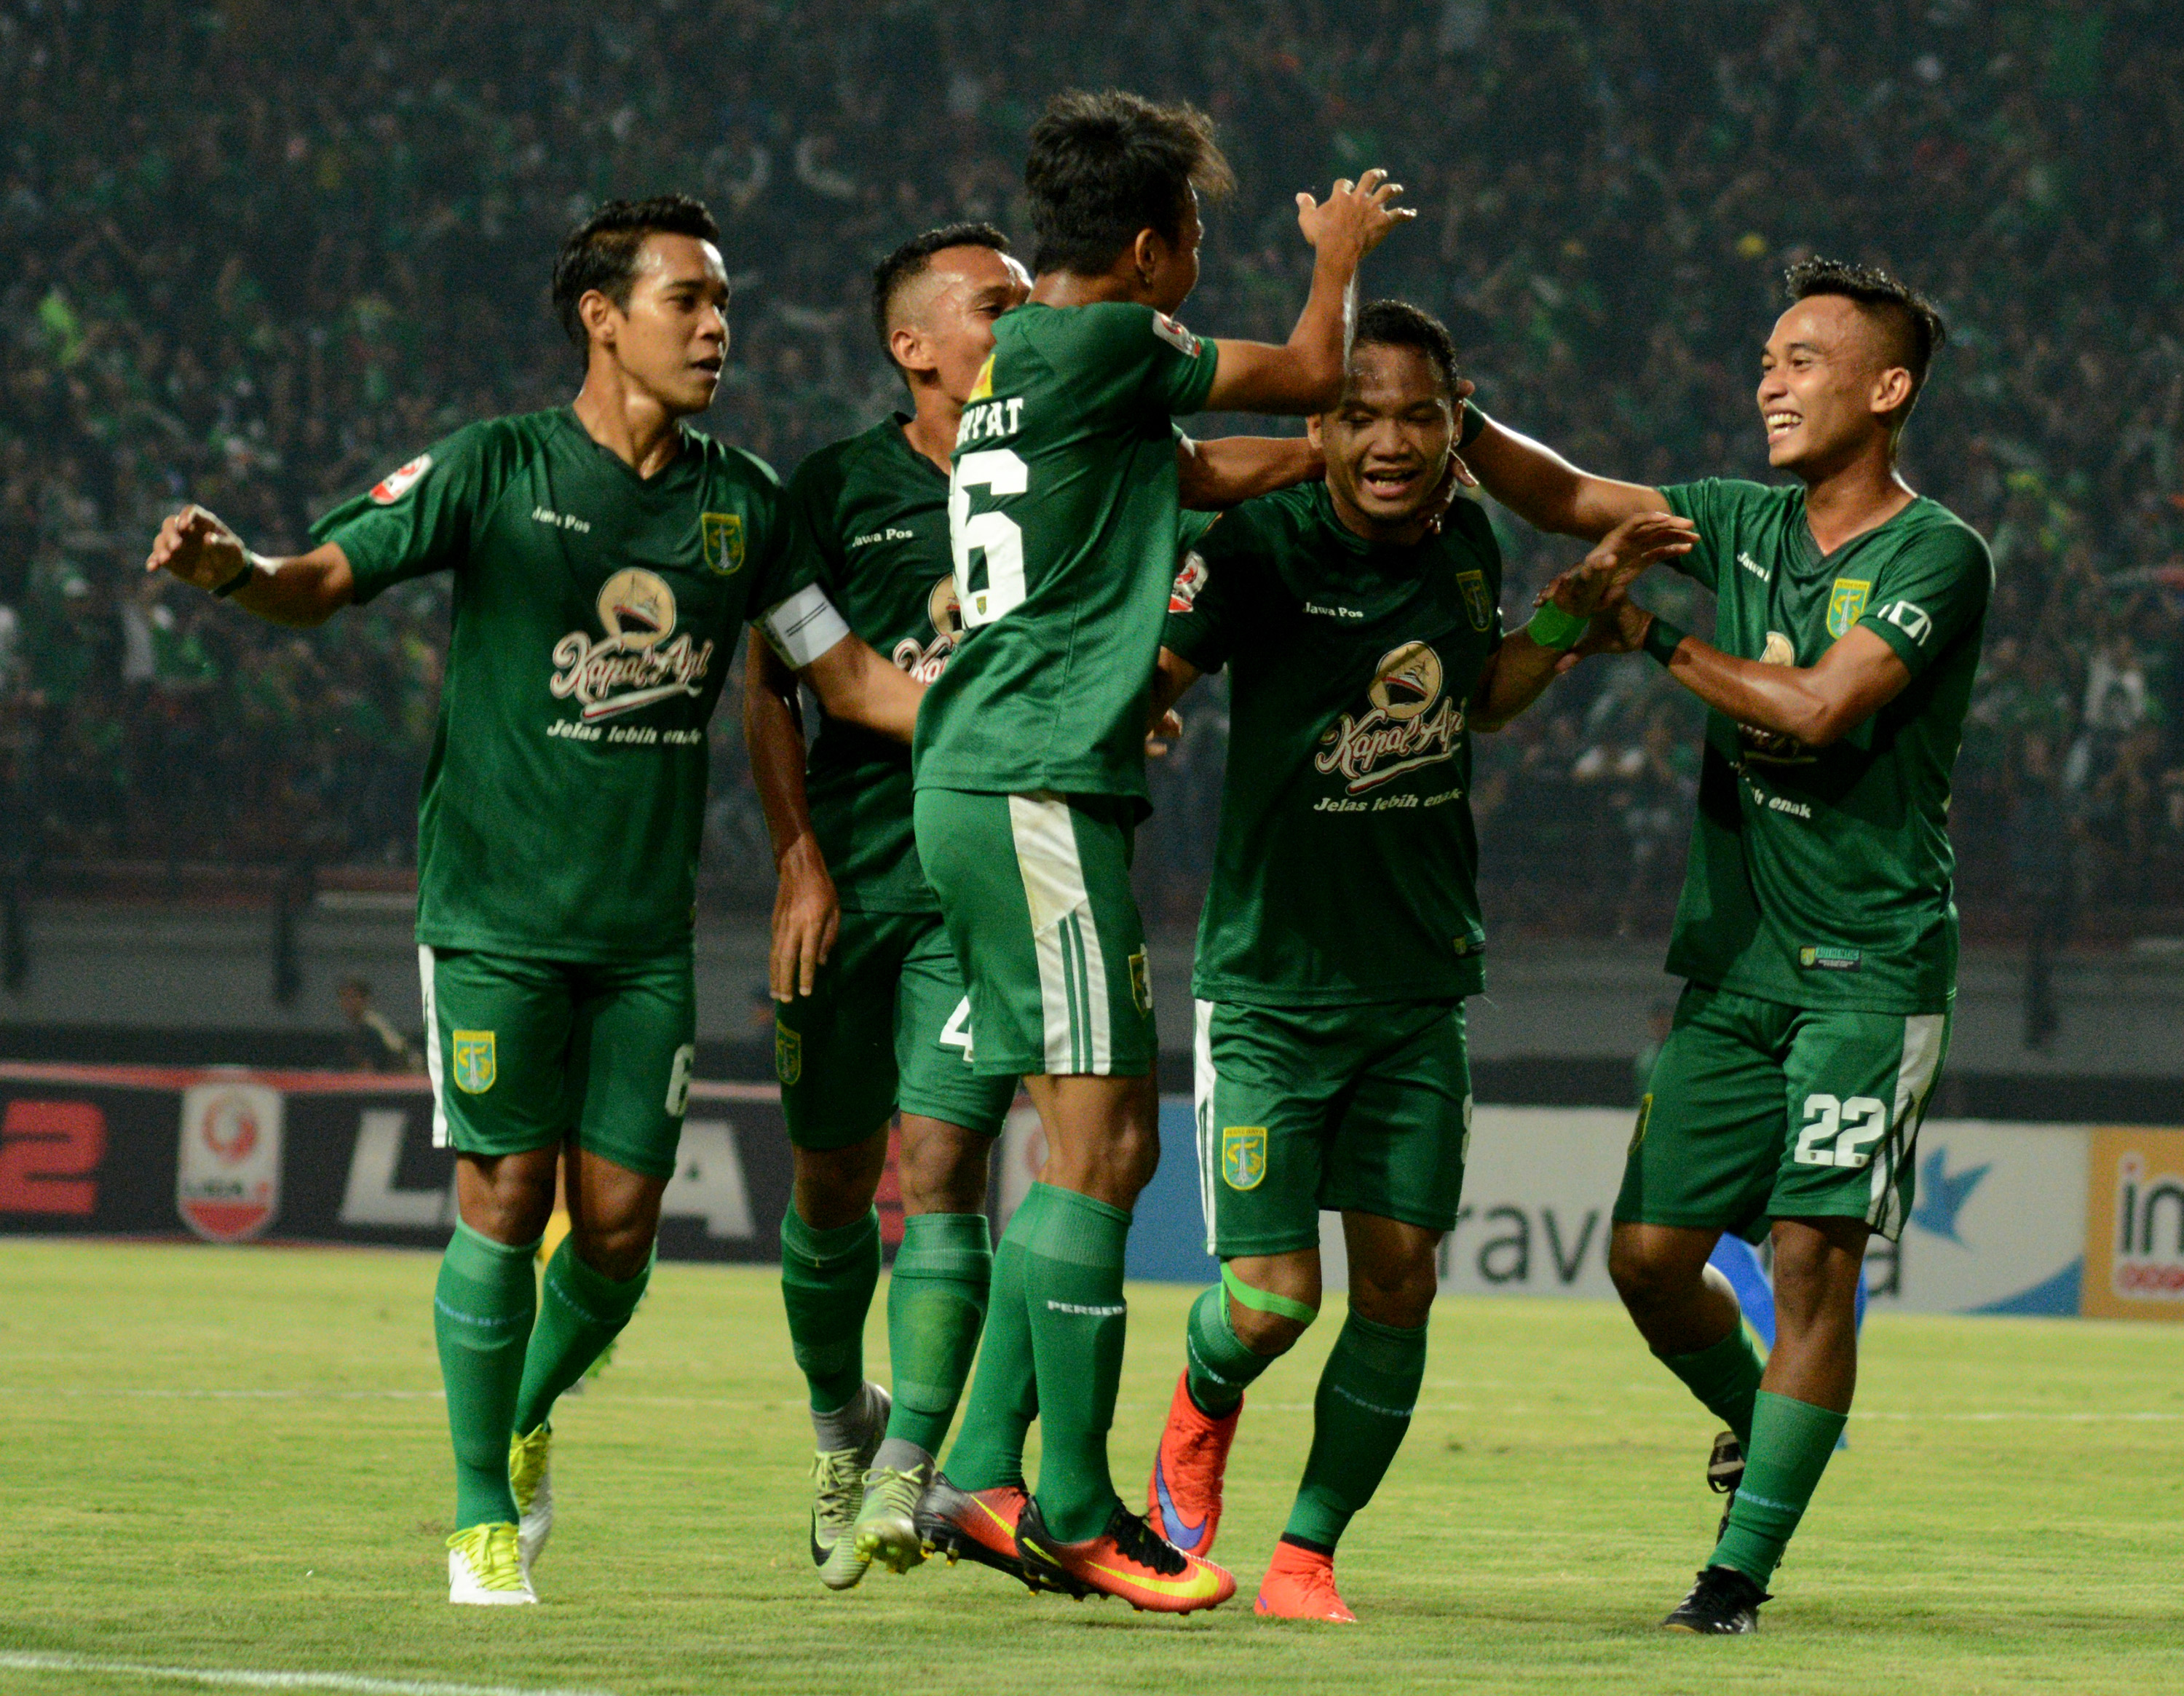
451,1031,496,1095
1827,577,1872,639
369,453,432,504
176,1081,284,1243
1453,569,1494,632
700,512,745,576
775,1022,803,1087
1221,1125,1267,1192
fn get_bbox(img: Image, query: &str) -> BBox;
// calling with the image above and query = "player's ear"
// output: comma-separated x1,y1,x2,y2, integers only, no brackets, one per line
1870,365,1913,427
1306,413,1326,451
578,289,620,350
889,323,935,377
1130,227,1163,288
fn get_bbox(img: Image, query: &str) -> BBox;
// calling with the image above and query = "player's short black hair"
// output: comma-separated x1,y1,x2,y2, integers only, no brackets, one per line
552,194,722,349
1351,299,1461,403
1784,256,1948,424
1025,90,1235,277
871,222,1012,354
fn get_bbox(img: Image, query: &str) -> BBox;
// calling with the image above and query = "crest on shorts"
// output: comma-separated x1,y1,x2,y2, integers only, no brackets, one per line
1827,577,1871,639
701,512,745,576
1128,948,1153,1014
451,1031,496,1095
1453,568,1494,633
775,1021,802,1086
1222,1125,1267,1192
1629,1093,1652,1155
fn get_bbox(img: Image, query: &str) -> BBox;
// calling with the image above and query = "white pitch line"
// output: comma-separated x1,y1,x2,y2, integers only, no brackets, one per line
0,1651,614,1696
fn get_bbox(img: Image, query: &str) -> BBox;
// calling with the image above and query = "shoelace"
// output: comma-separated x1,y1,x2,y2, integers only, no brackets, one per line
1105,1508,1187,1577
862,1465,929,1512
453,1525,526,1590
811,1450,863,1522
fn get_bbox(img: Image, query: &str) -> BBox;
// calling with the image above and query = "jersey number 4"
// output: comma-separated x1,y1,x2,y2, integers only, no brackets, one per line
1794,1093,1888,1169
951,449,1028,628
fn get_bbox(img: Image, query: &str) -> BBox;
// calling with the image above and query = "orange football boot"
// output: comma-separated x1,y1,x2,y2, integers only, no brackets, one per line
914,1473,1087,1596
1254,1538,1357,1622
1146,1369,1242,1556
1015,1496,1235,1614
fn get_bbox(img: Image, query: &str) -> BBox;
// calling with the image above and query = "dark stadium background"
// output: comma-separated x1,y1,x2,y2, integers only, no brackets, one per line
1,0,2178,1103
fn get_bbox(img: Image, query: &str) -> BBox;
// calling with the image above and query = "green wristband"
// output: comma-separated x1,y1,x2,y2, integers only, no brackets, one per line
1526,600,1588,653
1642,614,1687,667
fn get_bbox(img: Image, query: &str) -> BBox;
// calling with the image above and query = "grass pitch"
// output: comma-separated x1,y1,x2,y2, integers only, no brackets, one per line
2,1240,2180,1695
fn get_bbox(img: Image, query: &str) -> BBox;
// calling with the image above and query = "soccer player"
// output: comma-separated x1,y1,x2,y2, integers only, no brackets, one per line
907,90,1410,1613
145,196,922,1605
745,222,1325,1593
1138,300,1691,1622
1463,258,1990,1632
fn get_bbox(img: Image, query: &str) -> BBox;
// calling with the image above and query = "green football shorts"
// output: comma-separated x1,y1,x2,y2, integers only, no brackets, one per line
1616,982,1952,1244
419,944,696,1181
911,787,1157,1079
774,907,1018,1149
1193,998,1472,1258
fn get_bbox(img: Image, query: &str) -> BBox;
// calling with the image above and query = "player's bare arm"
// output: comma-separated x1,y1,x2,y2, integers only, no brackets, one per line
796,632,923,745
743,636,839,1002
1470,512,1695,732
1458,414,1669,544
146,504,355,627
1176,434,1324,510
1203,171,1413,416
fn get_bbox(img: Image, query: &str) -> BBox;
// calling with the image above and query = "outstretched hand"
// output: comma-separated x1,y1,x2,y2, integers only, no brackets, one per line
147,504,249,593
1295,168,1415,264
1539,510,1694,619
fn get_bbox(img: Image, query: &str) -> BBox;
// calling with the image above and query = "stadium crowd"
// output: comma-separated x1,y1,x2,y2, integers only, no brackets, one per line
2,0,2179,938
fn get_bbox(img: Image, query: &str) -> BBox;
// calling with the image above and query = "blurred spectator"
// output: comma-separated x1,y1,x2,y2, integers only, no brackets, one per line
337,976,419,1074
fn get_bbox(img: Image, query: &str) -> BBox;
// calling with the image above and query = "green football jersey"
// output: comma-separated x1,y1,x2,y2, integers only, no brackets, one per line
1164,483,1506,1007
312,408,812,962
1658,478,1993,1013
783,415,957,914
914,299,1220,804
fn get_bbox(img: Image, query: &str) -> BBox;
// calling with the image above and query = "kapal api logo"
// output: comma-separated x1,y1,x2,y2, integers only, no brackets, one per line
551,568,715,722
1315,640,1465,794
892,574,967,683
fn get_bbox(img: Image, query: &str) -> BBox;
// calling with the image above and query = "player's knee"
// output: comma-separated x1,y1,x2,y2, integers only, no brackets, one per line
1607,1235,1685,1317
569,1223,653,1283
1227,1294,1315,1357
896,1121,992,1216
1349,1259,1439,1330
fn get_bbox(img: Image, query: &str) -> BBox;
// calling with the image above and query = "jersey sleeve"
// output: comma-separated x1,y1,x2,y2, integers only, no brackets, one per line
1660,480,1727,593
1162,510,1260,675
745,452,844,667
1857,521,1993,678
311,424,507,605
1063,302,1221,423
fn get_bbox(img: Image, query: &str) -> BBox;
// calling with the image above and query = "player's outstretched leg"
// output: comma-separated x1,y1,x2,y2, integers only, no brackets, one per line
435,1216,541,1605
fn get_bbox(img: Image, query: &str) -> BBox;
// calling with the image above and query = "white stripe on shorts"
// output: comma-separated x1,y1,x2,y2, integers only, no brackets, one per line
1193,999,1219,1255
1006,793,1110,1074
1872,1012,1947,1235
416,944,449,1149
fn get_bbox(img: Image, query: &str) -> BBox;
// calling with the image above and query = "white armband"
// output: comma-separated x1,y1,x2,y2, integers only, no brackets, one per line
759,583,852,669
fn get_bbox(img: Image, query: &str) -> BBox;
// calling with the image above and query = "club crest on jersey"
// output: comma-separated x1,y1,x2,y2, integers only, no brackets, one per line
1315,641,1465,795
451,1031,496,1094
1453,569,1494,632
892,574,968,683
775,1021,802,1086
1221,1125,1267,1191
550,568,716,723
1169,551,1209,614
1827,577,1872,639
1152,312,1200,358
369,453,432,504
701,512,745,576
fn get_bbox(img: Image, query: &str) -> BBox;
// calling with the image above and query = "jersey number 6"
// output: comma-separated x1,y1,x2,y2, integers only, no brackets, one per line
950,448,1028,628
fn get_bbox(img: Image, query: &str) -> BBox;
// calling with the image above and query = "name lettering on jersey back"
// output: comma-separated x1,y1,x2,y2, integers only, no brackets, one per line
533,505,593,534
958,397,1024,444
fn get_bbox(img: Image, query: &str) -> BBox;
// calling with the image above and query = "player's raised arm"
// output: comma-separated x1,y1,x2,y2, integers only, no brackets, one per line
1201,171,1414,416
1459,413,1669,544
146,504,355,627
742,636,839,1002
1175,433,1324,510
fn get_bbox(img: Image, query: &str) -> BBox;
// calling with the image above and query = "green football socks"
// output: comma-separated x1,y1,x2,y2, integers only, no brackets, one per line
1183,1276,1281,1417
512,1237,650,1438
434,1219,539,1530
780,1205,881,1414
1710,1390,1848,1584
1656,1321,1767,1448
882,1211,993,1454
943,1184,1048,1492
1021,1183,1133,1542
1283,1311,1428,1550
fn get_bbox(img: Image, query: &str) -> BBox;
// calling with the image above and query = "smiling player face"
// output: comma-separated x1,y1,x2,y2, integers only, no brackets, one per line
895,244,1033,406
598,231,732,418
1756,294,1908,475
1313,341,1456,540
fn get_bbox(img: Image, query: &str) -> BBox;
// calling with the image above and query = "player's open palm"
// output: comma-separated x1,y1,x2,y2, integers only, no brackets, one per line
148,504,247,592
1557,511,1696,617
1296,168,1415,263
